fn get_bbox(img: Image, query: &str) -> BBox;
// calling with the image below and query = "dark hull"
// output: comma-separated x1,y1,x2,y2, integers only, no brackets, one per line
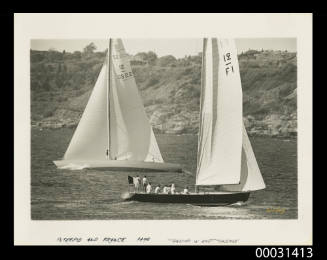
123,192,250,206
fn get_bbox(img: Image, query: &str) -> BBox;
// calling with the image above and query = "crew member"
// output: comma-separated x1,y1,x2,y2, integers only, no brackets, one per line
182,186,189,194
154,185,161,194
142,176,148,192
134,175,141,193
170,183,176,194
146,182,152,194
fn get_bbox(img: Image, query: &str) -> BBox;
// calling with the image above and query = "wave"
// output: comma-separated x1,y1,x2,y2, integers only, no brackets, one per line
59,163,89,170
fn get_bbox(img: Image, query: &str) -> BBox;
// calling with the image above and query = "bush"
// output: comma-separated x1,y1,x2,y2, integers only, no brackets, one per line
146,77,159,87
30,47,297,131
182,67,192,75
158,55,177,67
31,51,45,63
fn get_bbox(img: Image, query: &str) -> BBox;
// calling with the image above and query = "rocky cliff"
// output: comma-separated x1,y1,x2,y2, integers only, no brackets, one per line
31,48,297,137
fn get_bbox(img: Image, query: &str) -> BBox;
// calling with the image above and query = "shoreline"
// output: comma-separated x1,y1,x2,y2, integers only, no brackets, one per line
31,124,297,140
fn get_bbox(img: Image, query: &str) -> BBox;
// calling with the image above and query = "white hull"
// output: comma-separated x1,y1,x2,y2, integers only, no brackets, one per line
53,160,182,172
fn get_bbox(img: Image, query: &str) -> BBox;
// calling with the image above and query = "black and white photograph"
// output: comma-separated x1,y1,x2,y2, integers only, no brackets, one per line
14,13,312,245
30,37,297,219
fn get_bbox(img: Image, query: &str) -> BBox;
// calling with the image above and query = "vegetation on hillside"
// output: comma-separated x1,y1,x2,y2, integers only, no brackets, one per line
30,42,297,137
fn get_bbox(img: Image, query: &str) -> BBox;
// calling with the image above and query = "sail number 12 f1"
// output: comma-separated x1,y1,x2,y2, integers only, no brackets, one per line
255,247,313,258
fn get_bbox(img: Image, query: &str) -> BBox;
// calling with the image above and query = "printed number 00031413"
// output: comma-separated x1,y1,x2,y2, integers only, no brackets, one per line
255,248,313,258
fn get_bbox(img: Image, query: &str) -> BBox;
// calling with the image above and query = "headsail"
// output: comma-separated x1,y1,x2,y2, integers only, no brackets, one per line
63,59,109,161
196,38,243,185
63,38,163,163
219,123,266,191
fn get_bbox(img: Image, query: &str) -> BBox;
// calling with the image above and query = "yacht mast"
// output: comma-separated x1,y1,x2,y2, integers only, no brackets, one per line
195,38,207,193
106,38,112,159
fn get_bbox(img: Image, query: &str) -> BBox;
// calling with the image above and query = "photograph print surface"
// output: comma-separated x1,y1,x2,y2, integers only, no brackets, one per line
30,38,297,220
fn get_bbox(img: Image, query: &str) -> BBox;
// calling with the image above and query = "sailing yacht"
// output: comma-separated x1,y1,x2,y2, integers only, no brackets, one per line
53,39,182,172
124,38,266,206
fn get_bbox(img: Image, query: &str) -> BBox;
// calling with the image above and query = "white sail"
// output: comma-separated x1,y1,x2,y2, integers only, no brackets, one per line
63,38,163,163
63,60,109,161
196,38,265,191
110,39,163,162
219,123,266,191
196,38,243,185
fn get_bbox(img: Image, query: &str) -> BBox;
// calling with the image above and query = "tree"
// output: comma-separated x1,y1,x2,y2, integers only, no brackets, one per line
63,64,67,75
73,51,82,59
47,48,64,62
83,42,97,58
133,51,158,65
134,52,148,61
30,50,45,63
146,51,157,65
57,63,62,74
158,55,176,67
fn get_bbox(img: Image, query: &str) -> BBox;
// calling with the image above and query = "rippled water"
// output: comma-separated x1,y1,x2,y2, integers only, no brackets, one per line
31,128,297,219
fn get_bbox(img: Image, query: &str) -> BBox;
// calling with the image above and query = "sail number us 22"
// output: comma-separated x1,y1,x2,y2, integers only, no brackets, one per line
255,247,313,258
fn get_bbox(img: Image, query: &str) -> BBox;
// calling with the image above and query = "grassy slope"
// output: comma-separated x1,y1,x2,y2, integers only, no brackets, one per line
30,49,297,136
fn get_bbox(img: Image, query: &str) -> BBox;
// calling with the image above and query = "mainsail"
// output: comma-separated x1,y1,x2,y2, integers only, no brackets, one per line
63,39,163,163
196,38,265,191
196,38,243,185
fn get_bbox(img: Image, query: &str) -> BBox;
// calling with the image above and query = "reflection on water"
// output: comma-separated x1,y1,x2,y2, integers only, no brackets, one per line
31,128,297,219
